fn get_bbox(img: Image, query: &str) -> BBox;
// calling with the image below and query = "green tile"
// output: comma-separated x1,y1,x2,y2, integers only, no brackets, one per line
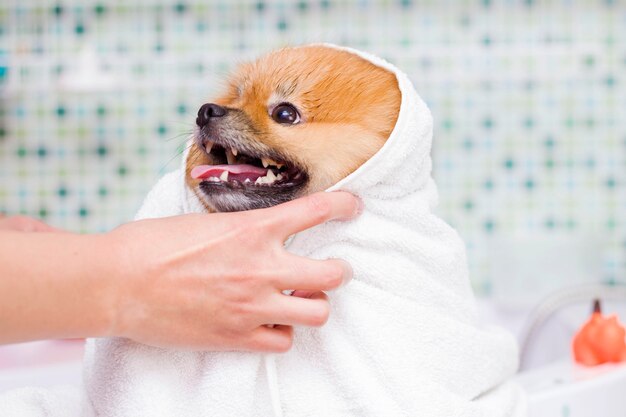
94,3,106,16
52,4,63,16
174,2,187,13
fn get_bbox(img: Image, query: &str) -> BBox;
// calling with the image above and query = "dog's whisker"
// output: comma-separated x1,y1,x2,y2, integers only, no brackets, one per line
163,131,194,143
159,143,194,174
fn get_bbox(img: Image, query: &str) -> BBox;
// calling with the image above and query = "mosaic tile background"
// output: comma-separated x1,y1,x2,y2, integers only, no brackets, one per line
1,0,624,299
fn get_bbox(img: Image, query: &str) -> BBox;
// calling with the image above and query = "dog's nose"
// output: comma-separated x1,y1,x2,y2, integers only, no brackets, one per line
196,103,226,127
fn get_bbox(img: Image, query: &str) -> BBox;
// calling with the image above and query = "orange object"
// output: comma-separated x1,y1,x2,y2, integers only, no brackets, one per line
572,300,626,366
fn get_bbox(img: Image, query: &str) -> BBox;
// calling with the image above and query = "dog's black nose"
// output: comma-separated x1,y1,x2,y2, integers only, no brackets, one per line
196,103,226,127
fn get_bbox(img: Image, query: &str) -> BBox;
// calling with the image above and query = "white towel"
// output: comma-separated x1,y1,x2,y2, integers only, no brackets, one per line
1,44,527,417
0,385,81,417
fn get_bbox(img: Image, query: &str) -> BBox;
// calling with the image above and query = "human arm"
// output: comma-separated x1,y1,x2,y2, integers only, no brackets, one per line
0,214,63,233
0,191,360,352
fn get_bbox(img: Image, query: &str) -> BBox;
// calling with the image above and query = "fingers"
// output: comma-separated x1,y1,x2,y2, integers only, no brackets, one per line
245,325,294,353
266,292,331,327
237,293,332,352
259,191,362,239
272,257,353,292
291,290,325,299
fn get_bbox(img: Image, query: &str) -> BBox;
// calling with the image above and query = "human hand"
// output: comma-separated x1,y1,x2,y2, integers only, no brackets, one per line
101,191,361,352
0,215,62,233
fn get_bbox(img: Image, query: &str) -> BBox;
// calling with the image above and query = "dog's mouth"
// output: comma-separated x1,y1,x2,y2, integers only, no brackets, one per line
190,140,309,211
191,141,306,187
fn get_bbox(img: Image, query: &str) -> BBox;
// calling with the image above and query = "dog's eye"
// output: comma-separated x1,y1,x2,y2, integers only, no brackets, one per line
271,103,300,125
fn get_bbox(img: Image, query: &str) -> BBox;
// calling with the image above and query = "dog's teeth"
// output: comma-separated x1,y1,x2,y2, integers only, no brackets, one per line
253,170,279,186
276,163,284,169
244,178,251,184
219,171,229,181
204,142,213,154
262,157,281,168
208,176,220,182
276,173,283,181
226,150,237,165
231,148,238,156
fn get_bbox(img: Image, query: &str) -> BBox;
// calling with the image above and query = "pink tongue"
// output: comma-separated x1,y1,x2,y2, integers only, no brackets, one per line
191,164,269,182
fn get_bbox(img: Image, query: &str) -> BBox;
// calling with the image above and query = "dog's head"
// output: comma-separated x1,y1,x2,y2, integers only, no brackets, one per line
186,45,401,212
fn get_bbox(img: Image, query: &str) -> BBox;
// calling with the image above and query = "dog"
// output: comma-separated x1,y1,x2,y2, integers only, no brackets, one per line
185,45,401,212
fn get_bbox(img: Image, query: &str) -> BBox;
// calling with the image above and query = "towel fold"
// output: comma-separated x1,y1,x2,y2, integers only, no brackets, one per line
0,385,81,417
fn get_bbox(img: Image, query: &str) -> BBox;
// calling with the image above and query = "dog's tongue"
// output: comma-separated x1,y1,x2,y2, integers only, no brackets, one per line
191,164,268,180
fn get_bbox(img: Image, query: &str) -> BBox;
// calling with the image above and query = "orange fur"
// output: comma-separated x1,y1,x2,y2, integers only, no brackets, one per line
186,45,401,210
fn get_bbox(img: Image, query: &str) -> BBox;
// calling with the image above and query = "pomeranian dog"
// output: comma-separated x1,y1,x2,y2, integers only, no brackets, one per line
185,45,401,212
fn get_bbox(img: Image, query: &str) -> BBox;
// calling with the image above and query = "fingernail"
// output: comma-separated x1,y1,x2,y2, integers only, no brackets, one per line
338,259,353,286
353,196,364,218
291,290,315,299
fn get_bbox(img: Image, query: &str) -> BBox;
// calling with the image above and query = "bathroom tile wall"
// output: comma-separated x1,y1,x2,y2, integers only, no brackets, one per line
1,0,624,296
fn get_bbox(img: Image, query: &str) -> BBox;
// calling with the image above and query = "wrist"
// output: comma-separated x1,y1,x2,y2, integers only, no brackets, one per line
86,232,126,338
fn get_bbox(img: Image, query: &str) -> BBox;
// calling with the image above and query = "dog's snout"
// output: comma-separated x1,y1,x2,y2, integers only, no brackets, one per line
196,103,226,127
